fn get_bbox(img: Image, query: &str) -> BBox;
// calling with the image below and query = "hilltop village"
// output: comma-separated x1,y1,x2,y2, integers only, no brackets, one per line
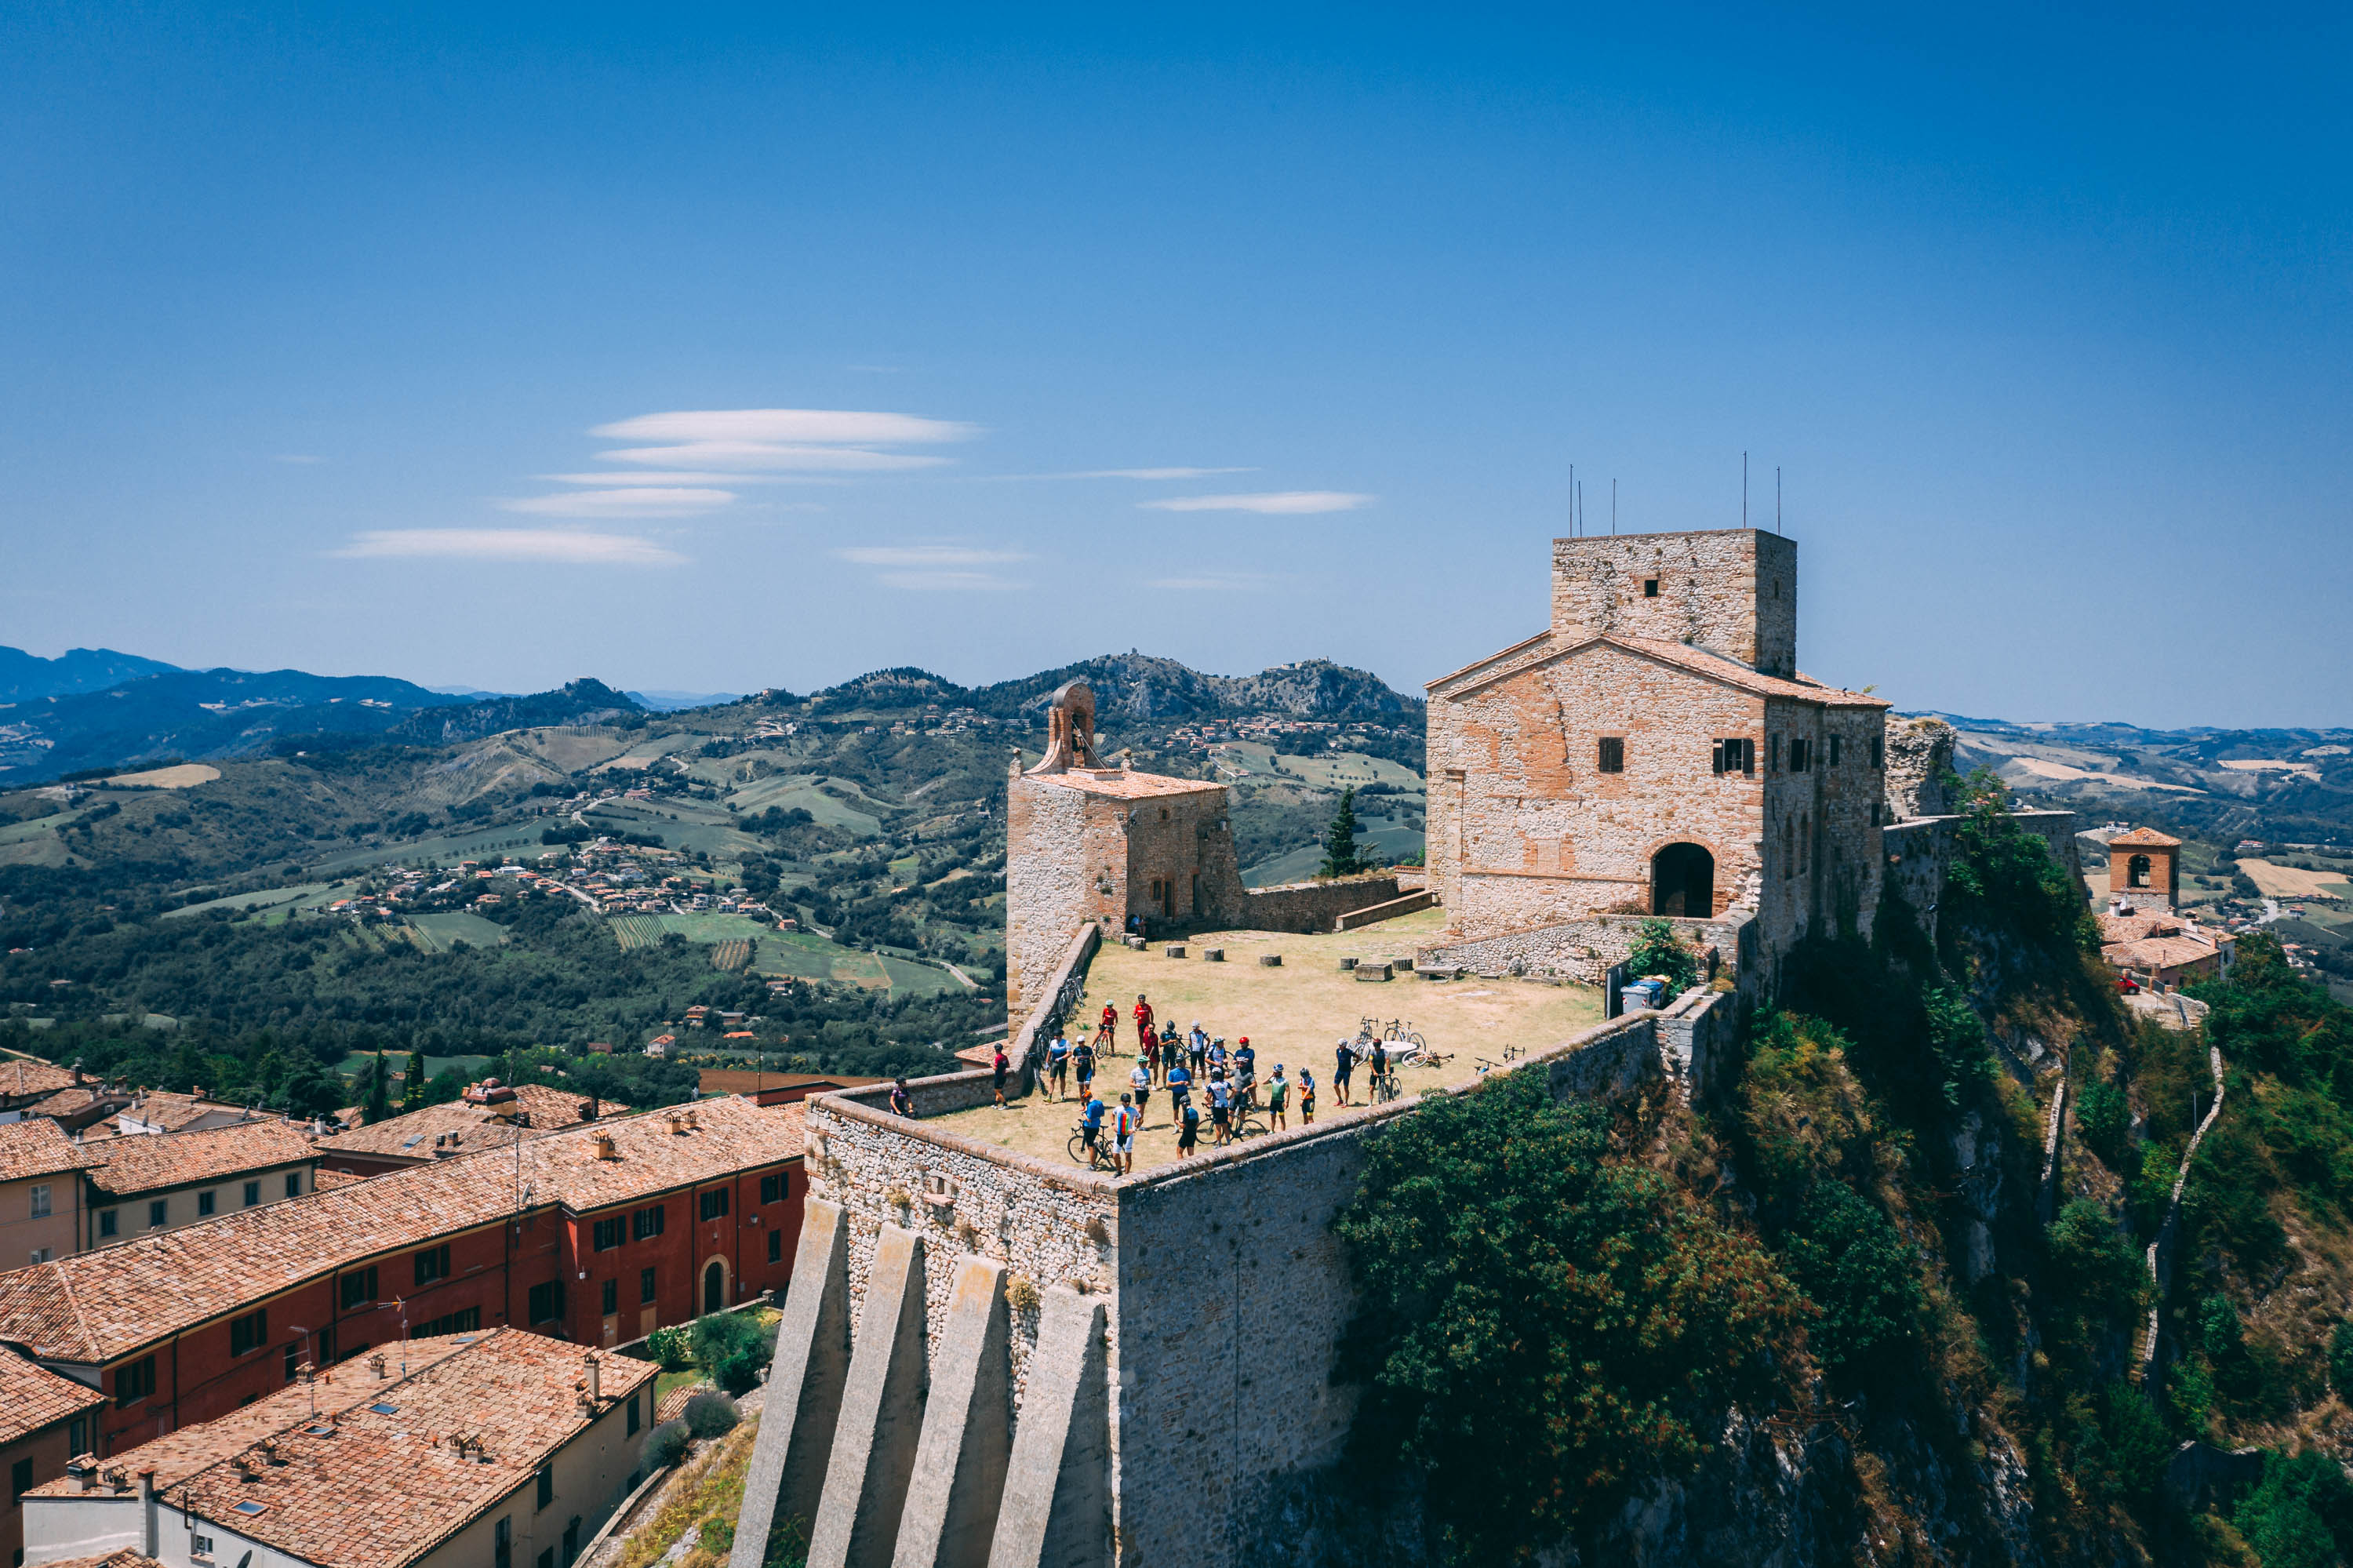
0,529,2337,1568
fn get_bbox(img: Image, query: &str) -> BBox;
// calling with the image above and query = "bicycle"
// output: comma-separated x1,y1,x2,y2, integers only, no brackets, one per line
1413,1048,1455,1069
1066,1124,1117,1171
1370,1069,1403,1105
1380,1018,1427,1050
1231,1103,1270,1139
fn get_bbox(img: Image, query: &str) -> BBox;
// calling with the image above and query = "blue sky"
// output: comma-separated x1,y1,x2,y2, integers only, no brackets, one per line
3,4,2346,726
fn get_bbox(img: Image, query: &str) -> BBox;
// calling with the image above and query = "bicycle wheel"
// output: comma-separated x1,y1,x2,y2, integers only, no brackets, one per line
1407,1030,1426,1050
1067,1133,1090,1164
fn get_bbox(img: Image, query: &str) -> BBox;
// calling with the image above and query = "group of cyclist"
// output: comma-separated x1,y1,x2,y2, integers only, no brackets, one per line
1034,991,1428,1172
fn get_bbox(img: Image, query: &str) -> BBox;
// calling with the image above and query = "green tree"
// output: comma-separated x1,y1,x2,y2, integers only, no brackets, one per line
1625,918,1698,995
362,1053,391,1125
1318,787,1364,877
403,1045,427,1110
2236,1450,2353,1568
1334,1071,1806,1560
1780,1181,1922,1377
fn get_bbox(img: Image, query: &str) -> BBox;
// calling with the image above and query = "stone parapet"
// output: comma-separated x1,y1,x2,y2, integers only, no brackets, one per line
1415,908,1755,988
1235,874,1403,934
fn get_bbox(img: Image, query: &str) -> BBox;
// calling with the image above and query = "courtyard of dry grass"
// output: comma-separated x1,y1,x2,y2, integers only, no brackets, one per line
927,907,1603,1172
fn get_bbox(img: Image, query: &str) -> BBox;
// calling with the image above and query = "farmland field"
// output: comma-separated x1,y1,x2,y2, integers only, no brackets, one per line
406,911,513,950
103,763,222,788
724,773,886,836
2240,859,2353,900
710,939,751,971
610,915,668,951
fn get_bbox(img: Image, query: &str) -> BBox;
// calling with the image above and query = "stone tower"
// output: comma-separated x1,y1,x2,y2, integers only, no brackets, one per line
1550,528,1798,678
1002,683,1246,1021
2108,826,2181,911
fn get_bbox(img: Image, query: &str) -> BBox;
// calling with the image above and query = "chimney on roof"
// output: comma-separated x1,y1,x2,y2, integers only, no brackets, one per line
369,1352,388,1379
66,1456,96,1493
584,1351,602,1403
137,1468,159,1555
593,1131,619,1161
578,1098,598,1122
683,1108,699,1132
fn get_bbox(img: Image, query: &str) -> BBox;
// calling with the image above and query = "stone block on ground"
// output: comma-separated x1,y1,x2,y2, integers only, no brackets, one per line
1338,957,1358,971
1200,948,1224,962
1163,944,1186,959
1354,962,1393,981
1258,954,1282,967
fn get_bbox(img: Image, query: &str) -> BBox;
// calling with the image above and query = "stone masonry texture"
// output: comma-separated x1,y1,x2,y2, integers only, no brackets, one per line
1550,528,1798,677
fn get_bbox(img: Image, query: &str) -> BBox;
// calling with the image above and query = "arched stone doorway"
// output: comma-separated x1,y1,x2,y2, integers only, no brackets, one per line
1650,843,1715,917
703,1257,729,1315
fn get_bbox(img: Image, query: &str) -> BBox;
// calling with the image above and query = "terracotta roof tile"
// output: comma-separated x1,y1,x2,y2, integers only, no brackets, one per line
2108,826,2182,847
117,1093,248,1133
0,1097,798,1366
30,1552,162,1568
1026,767,1224,800
0,1061,81,1101
0,1344,103,1445
2104,935,2224,970
0,1118,92,1184
315,1085,625,1161
82,1120,315,1198
29,1330,656,1568
1431,631,1889,708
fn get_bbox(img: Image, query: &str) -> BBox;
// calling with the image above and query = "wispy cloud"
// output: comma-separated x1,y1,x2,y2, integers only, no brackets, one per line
1151,573,1271,591
836,544,1027,591
595,442,949,472
877,570,1025,591
836,545,1025,567
539,471,800,487
976,466,1257,483
502,487,734,518
1140,491,1373,515
335,529,686,565
586,408,974,473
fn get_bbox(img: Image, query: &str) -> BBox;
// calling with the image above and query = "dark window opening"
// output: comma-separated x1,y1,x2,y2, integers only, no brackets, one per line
536,1461,555,1510
1828,735,1842,766
12,1457,35,1504
2128,853,2152,889
528,1280,563,1325
591,1217,624,1252
600,1279,618,1315
198,1191,215,1217
285,1173,302,1199
1597,737,1624,773
768,1228,784,1264
243,1181,260,1206
147,1200,166,1228
699,1189,729,1222
1870,736,1884,769
759,1173,784,1205
1790,737,1811,773
413,1243,451,1287
704,1260,726,1314
115,1355,156,1407
632,1206,665,1241
627,1393,641,1435
230,1308,268,1357
1711,738,1755,776
1642,578,1660,597
283,1342,301,1382
640,1266,656,1304
415,1306,481,1338
496,1519,512,1568
340,1267,379,1311
98,1210,117,1239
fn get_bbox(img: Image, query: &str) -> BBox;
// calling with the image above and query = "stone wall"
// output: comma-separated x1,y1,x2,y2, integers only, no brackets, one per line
1880,809,2082,942
1884,715,1955,820
1548,529,1798,677
1427,640,1771,940
1006,774,1114,1022
1757,694,1890,954
1416,908,1755,988
1235,874,1402,933
1333,889,1436,930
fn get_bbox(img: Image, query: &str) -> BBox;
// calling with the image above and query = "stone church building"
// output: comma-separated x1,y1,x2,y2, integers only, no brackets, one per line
1422,528,1903,984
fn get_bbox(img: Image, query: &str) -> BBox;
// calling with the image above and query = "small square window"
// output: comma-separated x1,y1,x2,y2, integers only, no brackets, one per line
27,1184,50,1220
640,1267,656,1304
601,1279,618,1315
1827,735,1842,766
1642,578,1660,598
148,1199,168,1228
285,1172,302,1199
243,1181,260,1206
768,1228,783,1264
699,1189,729,1222
98,1209,118,1239
198,1190,216,1216
1596,737,1624,774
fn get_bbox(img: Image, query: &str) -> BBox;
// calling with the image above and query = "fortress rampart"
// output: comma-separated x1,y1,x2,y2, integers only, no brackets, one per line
731,998,1726,1568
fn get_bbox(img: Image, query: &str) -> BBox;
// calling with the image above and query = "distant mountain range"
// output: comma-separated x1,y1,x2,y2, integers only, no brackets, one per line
0,646,181,703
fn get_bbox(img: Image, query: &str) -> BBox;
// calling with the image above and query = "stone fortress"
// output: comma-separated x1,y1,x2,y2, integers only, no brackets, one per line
726,527,2084,1568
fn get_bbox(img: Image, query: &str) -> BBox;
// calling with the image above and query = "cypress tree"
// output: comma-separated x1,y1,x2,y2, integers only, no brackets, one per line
1320,787,1364,878
404,1046,427,1110
362,1053,391,1124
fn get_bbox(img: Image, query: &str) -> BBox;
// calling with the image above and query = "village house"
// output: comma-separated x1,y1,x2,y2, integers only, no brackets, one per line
0,1348,107,1568
78,1122,319,1251
20,1329,655,1568
0,1097,806,1459
311,1082,624,1181
0,1122,92,1270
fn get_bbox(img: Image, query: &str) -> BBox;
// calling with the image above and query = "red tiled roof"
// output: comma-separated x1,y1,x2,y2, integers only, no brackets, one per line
2108,826,2182,847
0,1344,103,1445
0,1060,80,1101
2104,935,2224,972
82,1119,315,1198
1026,768,1224,800
1430,631,1889,708
0,1096,799,1366
315,1084,625,1161
29,1552,161,1568
27,1330,655,1568
0,1118,91,1184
